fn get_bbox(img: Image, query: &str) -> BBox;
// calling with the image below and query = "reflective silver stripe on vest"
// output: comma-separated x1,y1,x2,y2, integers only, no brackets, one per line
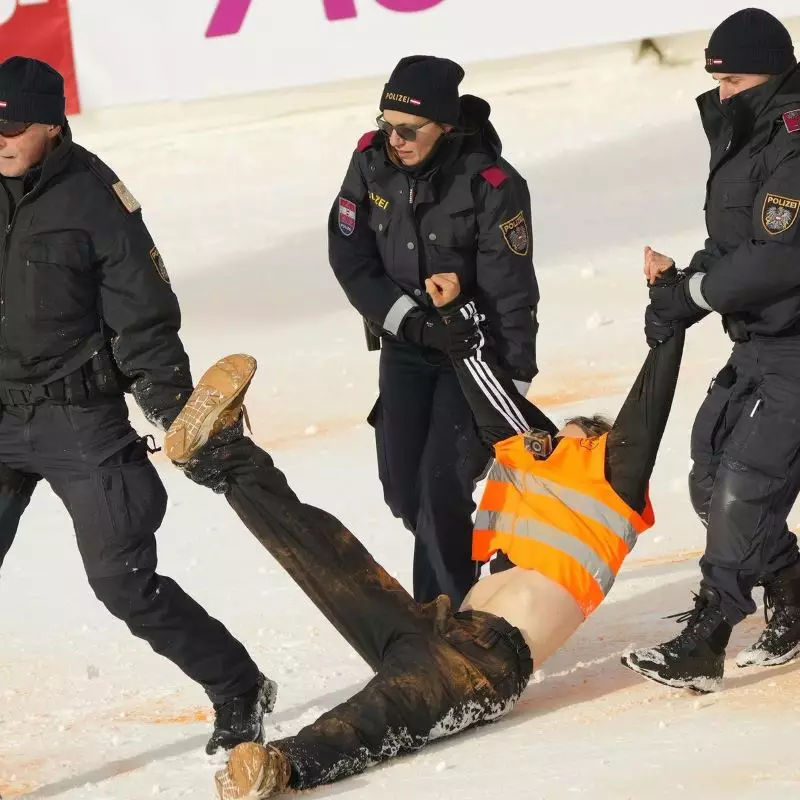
474,510,616,595
486,464,638,551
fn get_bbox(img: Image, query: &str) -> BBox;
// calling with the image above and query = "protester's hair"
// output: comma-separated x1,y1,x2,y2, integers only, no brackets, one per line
564,414,614,438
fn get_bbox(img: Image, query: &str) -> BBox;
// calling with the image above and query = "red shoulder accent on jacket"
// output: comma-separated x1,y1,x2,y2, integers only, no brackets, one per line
479,165,509,188
480,164,508,189
357,130,379,152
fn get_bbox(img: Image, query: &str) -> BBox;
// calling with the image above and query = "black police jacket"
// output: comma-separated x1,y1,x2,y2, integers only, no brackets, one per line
688,65,800,339
328,95,539,383
0,124,192,429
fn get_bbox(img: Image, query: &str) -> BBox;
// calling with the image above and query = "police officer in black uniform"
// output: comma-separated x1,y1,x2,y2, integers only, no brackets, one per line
328,56,539,607
0,57,274,753
621,10,800,692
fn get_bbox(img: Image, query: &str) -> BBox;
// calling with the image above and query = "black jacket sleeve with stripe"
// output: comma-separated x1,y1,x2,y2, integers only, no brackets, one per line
440,302,685,517
436,300,555,446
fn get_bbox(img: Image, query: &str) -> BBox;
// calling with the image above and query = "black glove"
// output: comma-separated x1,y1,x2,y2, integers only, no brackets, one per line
436,295,484,359
174,416,244,494
401,309,451,352
644,268,708,348
648,271,706,322
645,303,676,348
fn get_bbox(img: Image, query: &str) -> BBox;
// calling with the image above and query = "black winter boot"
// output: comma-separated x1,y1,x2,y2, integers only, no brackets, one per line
621,587,732,693
206,673,278,756
737,561,800,668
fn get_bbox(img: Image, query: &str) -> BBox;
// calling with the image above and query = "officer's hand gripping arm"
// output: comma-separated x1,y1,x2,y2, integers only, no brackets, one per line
427,274,556,447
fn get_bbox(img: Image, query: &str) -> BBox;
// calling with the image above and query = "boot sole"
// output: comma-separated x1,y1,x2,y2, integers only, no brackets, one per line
165,354,256,463
736,641,800,669
621,653,722,694
214,743,290,800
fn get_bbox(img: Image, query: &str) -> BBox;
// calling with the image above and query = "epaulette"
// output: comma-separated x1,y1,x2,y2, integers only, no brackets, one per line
479,165,509,188
357,130,379,152
76,145,142,214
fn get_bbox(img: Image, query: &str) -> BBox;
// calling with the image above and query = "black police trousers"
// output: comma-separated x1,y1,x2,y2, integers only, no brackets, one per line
221,436,532,791
369,339,491,606
0,397,259,704
690,338,800,623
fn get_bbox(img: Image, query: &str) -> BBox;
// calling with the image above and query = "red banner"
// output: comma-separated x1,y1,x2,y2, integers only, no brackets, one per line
0,0,79,115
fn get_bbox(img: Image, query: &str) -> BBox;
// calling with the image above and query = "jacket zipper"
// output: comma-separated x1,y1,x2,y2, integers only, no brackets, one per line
407,177,428,293
1,189,35,351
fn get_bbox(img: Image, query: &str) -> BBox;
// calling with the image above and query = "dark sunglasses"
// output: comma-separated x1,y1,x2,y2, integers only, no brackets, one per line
0,120,33,138
376,115,435,142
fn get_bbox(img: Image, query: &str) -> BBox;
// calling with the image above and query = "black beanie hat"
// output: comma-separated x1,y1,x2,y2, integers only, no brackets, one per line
705,8,796,75
380,55,464,125
0,56,65,125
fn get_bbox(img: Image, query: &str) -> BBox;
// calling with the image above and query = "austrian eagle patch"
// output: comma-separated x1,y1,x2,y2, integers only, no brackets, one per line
762,193,800,235
499,211,529,256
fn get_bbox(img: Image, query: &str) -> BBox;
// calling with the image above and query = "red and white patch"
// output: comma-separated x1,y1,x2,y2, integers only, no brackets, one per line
338,197,357,236
0,101,7,108
783,110,800,135
409,98,421,106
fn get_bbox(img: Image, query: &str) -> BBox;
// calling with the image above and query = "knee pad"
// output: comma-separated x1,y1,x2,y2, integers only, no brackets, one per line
688,466,715,526
705,464,773,571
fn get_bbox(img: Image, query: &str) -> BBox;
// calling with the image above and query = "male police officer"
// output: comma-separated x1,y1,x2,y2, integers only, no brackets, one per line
622,9,800,691
329,55,539,607
0,57,274,753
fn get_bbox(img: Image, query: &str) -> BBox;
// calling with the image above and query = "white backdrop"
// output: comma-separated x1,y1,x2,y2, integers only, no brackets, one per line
68,0,800,110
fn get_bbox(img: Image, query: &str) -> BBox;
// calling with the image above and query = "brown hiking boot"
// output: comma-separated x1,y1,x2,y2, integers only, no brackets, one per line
165,354,256,464
214,742,291,799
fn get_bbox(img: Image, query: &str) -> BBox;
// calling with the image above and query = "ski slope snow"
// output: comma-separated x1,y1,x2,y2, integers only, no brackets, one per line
3,33,800,799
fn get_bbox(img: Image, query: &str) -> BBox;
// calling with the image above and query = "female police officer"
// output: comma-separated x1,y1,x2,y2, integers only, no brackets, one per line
328,55,539,607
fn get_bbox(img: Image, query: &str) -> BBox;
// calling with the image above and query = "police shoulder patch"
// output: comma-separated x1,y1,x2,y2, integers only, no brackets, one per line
783,109,800,135
338,196,357,236
762,193,800,235
499,211,529,256
150,246,170,283
112,181,141,214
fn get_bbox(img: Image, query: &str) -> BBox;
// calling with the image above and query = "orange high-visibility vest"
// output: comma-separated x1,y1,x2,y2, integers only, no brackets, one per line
473,432,654,617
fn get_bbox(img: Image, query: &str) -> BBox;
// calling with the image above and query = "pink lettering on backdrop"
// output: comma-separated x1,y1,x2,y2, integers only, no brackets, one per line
206,0,252,37
324,0,445,21
206,0,446,36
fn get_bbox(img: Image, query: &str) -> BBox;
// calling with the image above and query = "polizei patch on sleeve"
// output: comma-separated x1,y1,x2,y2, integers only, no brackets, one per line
499,211,529,256
782,109,800,134
150,246,170,283
762,193,800,235
338,197,357,236
112,181,141,213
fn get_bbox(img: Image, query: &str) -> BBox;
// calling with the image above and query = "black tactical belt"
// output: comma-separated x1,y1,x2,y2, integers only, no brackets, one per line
0,369,95,406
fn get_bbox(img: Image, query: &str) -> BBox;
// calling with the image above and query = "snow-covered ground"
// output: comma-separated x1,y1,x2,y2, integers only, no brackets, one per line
4,28,800,799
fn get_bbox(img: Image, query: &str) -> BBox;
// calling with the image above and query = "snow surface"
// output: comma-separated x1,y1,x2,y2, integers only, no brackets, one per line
4,34,800,800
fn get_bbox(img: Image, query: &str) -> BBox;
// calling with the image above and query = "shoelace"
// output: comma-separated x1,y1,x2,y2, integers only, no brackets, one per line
763,584,776,625
664,592,704,626
760,582,796,625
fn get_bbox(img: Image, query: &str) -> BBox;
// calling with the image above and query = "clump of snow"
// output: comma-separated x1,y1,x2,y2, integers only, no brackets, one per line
585,312,614,330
